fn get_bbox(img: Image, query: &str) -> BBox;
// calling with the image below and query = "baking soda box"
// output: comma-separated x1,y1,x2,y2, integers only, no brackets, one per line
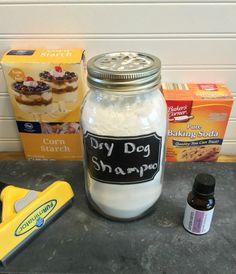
1,48,86,160
162,83,233,162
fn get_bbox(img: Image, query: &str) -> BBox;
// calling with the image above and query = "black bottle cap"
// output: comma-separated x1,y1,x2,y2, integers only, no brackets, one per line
193,173,216,196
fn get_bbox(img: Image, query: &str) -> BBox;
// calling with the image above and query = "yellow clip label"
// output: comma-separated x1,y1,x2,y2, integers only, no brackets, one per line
15,200,57,236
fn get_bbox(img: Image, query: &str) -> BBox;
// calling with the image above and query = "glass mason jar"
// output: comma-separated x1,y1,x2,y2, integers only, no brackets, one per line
81,52,167,221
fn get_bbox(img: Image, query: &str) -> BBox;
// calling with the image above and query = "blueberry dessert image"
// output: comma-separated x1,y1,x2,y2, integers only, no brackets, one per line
39,66,78,102
12,76,52,114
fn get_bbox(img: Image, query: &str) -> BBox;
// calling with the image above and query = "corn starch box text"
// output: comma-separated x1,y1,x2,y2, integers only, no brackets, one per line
1,48,86,160
162,83,233,162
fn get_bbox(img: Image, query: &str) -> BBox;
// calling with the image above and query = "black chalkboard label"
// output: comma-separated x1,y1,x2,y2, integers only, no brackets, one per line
84,132,162,185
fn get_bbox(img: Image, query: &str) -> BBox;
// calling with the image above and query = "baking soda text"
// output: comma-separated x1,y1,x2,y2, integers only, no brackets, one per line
168,129,219,139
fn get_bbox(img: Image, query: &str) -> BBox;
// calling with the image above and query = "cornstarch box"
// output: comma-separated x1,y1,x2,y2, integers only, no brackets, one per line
1,48,86,160
162,83,233,162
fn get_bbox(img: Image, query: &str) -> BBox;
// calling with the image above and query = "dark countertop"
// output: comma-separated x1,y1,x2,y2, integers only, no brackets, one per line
0,161,235,274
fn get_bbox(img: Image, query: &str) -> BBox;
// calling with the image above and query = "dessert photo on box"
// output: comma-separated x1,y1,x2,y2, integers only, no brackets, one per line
12,76,53,114
6,67,81,119
39,66,78,102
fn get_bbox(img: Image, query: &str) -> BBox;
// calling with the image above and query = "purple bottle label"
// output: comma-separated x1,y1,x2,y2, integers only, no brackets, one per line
183,203,214,235
192,211,205,233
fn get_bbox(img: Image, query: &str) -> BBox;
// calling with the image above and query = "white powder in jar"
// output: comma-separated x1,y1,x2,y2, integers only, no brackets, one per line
81,88,167,219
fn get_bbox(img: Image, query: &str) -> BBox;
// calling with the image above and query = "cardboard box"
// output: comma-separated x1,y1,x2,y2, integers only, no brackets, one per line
162,83,233,162
1,48,86,160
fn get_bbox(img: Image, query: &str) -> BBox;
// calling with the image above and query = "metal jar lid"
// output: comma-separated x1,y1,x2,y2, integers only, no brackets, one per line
87,51,161,91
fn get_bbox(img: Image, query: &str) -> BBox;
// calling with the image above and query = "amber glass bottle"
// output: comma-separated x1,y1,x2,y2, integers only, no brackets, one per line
183,173,216,235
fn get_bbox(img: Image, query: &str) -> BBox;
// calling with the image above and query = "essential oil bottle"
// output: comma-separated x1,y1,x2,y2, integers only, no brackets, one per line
183,173,216,235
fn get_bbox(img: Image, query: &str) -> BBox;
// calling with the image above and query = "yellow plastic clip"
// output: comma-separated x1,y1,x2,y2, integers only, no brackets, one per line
1,186,39,223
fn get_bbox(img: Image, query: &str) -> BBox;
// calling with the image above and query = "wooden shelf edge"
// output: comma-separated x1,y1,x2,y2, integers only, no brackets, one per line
0,151,26,160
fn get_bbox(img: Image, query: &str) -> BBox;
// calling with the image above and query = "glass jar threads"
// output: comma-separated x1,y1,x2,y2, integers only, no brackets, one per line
81,52,167,220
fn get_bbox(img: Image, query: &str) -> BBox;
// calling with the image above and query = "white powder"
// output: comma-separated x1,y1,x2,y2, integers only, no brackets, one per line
81,88,167,219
